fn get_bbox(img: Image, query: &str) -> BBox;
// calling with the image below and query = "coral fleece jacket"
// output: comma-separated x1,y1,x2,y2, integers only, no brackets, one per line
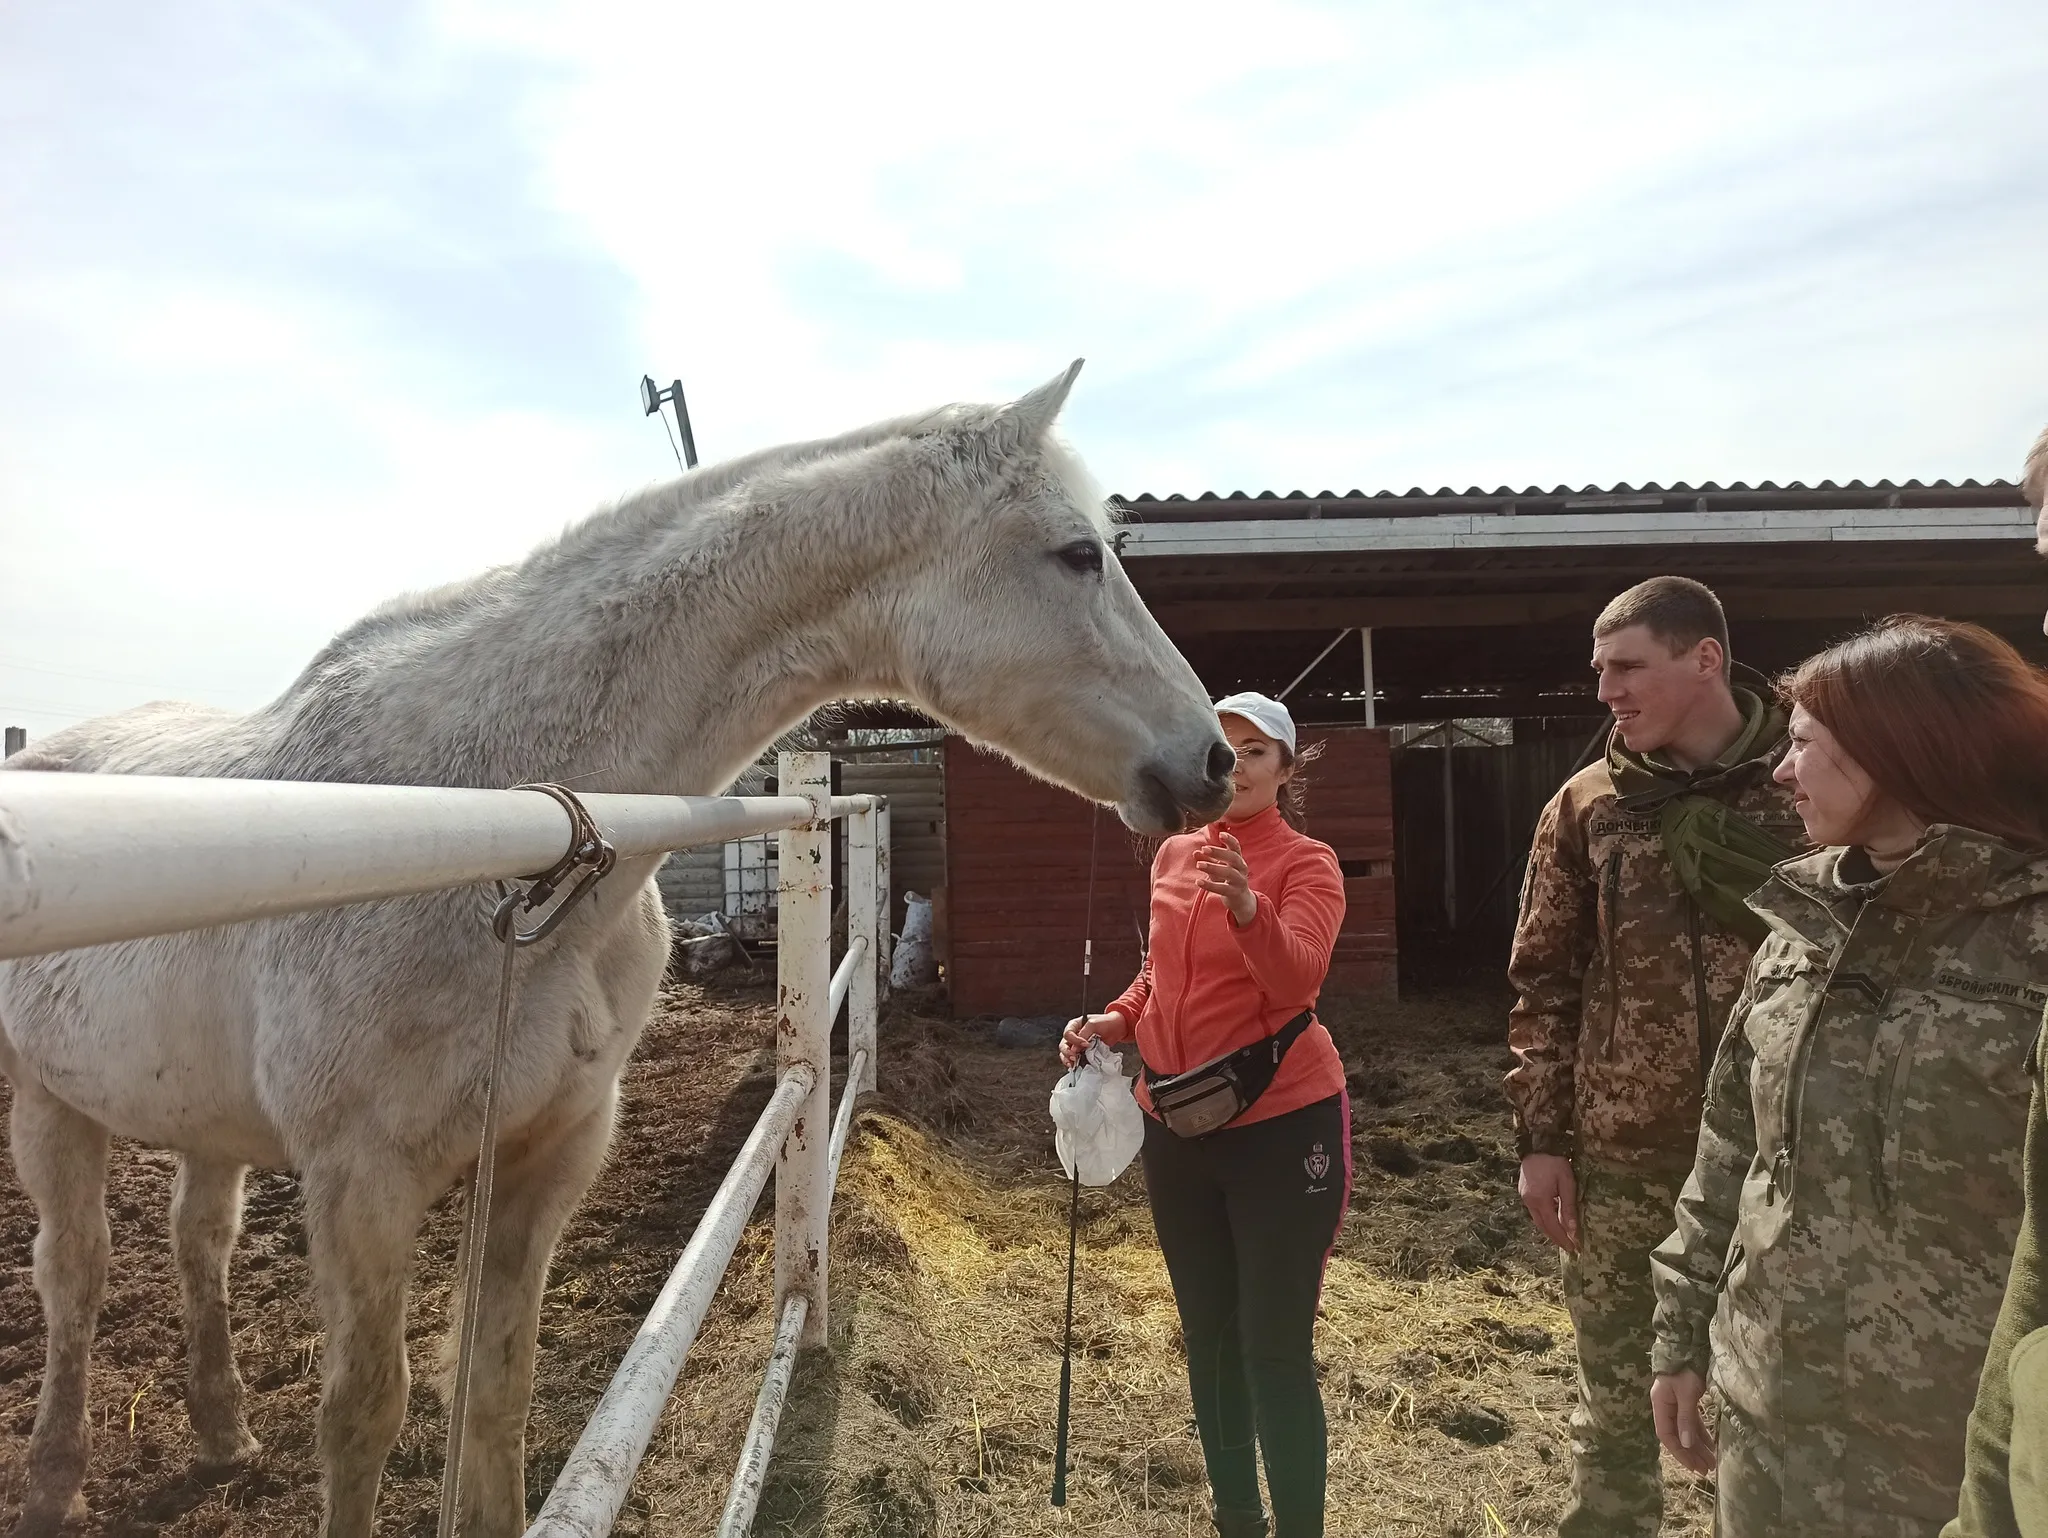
1103,804,1348,1128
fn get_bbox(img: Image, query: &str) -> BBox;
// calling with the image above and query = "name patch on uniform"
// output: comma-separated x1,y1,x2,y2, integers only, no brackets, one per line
1931,969,2048,1011
1590,815,1659,838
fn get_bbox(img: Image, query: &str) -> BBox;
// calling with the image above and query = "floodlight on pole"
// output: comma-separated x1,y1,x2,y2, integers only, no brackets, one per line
639,374,700,472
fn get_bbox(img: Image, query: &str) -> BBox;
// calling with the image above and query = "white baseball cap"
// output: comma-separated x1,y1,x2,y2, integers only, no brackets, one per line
1212,691,1297,753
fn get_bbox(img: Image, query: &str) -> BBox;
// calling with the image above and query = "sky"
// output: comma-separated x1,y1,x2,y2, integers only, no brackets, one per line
3,0,2046,738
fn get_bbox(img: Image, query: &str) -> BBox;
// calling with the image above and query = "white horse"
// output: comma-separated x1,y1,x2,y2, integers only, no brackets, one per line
0,362,1233,1538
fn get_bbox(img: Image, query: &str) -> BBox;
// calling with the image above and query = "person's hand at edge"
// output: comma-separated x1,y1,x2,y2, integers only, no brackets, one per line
1060,1011,1129,1069
1195,833,1256,927
1651,1369,1717,1475
1518,1152,1580,1252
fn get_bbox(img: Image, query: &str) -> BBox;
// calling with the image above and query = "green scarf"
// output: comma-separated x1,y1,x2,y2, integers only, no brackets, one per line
1607,685,1796,945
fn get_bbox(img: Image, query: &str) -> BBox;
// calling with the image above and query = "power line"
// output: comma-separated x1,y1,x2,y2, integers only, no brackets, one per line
0,691,110,716
0,654,248,697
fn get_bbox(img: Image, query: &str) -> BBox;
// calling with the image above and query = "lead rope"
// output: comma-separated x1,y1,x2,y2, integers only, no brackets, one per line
438,783,615,1538
1051,801,1103,1508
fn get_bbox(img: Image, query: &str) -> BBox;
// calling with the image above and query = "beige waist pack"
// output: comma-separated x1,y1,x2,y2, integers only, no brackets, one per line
1142,1009,1314,1138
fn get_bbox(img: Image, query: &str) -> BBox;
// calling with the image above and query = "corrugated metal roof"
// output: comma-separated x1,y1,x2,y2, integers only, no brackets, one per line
1113,477,2027,521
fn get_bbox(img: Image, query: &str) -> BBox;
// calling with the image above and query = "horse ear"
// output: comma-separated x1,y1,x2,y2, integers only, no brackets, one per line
994,358,1084,447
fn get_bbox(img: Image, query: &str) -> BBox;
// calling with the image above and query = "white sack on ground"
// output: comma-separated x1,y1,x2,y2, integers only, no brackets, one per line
890,890,937,988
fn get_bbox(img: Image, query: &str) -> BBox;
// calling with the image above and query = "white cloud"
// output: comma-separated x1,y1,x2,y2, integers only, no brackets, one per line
3,0,2045,740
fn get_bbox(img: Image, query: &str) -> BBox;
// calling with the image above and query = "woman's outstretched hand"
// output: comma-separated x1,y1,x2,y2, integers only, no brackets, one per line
1195,833,1257,927
1060,1012,1128,1069
1650,1369,1717,1474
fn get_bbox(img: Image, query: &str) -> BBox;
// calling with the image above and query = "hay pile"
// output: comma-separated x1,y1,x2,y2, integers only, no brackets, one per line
623,989,1714,1536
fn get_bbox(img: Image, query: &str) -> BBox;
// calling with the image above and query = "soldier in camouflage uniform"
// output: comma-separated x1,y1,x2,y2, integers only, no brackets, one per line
1941,427,2048,1538
1651,616,2048,1537
1507,576,1802,1537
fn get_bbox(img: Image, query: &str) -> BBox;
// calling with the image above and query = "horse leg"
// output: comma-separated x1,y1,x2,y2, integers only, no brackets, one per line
170,1156,261,1471
301,1159,430,1538
6,1083,110,1538
443,1093,618,1538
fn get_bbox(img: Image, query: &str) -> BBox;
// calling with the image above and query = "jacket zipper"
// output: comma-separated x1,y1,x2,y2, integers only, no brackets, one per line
1177,874,1207,1077
1872,1034,1910,1215
1688,898,1711,1090
1600,848,1623,1053
1870,934,1922,1215
1768,974,1826,1207
1716,1236,1745,1291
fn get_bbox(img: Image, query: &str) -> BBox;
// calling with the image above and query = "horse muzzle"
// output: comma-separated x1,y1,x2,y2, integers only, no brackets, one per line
1121,744,1234,835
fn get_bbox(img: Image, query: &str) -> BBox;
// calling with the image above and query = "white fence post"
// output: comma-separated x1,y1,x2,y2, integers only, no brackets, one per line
848,801,879,1096
875,798,893,1003
775,751,833,1351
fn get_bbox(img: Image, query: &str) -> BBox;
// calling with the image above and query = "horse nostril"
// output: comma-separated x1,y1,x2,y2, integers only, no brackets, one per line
1206,742,1236,783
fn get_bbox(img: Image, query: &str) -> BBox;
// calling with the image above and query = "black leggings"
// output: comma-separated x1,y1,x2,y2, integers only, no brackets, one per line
1140,1092,1351,1536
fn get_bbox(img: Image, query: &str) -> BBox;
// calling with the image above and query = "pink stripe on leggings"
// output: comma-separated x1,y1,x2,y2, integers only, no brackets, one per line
1316,1087,1353,1304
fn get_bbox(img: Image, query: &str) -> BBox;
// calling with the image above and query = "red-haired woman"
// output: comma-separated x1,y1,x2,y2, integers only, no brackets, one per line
1648,617,2048,1537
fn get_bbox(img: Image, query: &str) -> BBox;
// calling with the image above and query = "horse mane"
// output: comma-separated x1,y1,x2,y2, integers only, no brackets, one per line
291,402,1004,687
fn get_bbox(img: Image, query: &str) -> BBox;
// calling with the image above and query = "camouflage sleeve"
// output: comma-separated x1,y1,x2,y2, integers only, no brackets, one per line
1649,953,1765,1376
1504,788,1594,1156
1945,1040,2046,1538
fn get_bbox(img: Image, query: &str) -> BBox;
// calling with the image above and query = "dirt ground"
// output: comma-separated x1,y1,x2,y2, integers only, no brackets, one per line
1,976,1712,1537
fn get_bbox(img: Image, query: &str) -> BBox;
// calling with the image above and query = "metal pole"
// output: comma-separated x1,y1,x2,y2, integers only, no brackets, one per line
1360,629,1377,728
849,802,880,1095
829,759,844,936
669,380,699,470
715,1292,809,1538
525,1067,813,1538
1276,628,1354,705
829,1048,870,1181
1442,738,1457,930
0,774,820,962
775,751,833,1350
827,935,868,1024
875,798,893,1002
3,726,25,758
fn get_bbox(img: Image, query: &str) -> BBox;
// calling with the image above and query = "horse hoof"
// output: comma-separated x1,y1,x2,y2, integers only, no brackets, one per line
193,1433,262,1482
7,1496,84,1538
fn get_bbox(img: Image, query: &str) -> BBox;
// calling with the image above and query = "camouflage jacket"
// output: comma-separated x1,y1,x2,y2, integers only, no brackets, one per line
1650,830,2048,1535
1947,1050,2048,1538
1505,718,1802,1168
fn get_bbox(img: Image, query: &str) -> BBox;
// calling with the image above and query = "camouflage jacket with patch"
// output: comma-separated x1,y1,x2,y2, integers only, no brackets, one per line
1504,737,1803,1168
1650,829,2048,1536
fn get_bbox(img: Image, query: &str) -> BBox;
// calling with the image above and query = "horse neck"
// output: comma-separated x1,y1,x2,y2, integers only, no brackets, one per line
274,460,927,796
608,488,925,794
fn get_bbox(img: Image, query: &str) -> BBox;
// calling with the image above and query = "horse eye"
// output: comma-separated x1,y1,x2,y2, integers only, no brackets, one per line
1056,541,1103,576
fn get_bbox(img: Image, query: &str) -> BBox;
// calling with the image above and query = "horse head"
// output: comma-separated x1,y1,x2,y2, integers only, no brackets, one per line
877,361,1234,834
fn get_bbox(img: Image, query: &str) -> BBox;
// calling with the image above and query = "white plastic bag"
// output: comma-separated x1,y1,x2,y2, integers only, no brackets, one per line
890,891,937,989
1048,1037,1144,1187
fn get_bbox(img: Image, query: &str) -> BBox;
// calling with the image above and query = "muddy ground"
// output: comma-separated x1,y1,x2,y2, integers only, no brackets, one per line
1,978,1711,1536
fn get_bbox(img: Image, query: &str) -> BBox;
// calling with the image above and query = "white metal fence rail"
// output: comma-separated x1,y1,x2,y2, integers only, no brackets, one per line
0,750,887,1537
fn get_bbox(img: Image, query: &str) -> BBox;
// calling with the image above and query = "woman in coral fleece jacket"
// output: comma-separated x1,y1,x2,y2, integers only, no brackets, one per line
1061,692,1349,1538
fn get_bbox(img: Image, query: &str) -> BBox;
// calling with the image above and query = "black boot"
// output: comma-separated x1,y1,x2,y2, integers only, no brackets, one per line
1213,1507,1270,1538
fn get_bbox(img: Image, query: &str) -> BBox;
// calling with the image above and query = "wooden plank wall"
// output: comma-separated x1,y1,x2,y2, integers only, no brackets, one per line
841,757,945,937
944,726,1397,1018
943,741,1157,1018
1295,727,1398,994
655,842,725,919
1392,733,1587,976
